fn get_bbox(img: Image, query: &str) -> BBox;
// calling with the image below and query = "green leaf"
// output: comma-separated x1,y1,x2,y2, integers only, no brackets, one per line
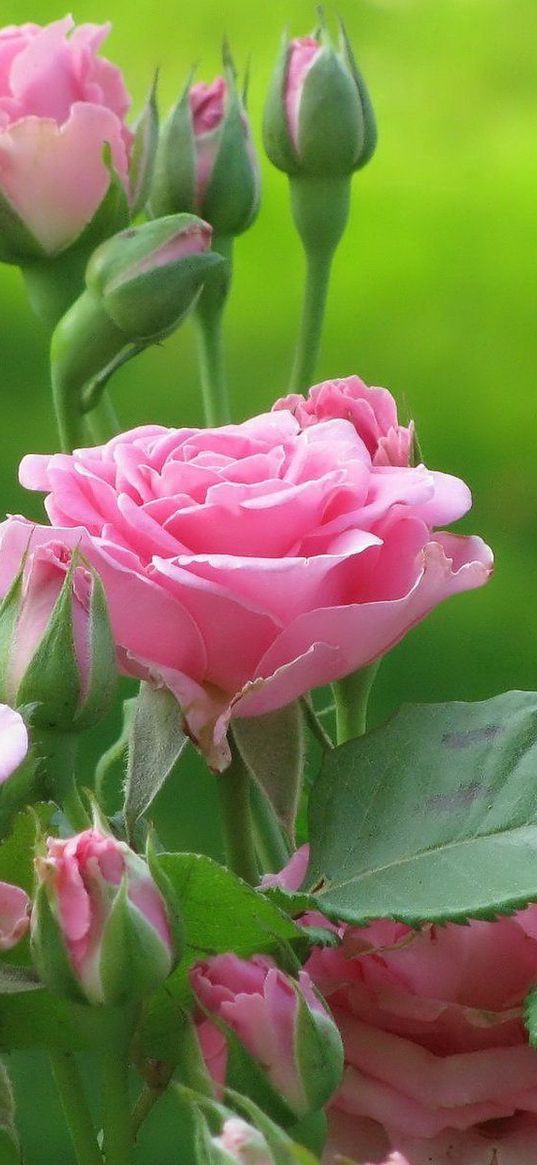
233,704,305,841
0,804,53,896
0,1057,20,1162
123,683,188,842
525,984,537,1047
307,692,537,925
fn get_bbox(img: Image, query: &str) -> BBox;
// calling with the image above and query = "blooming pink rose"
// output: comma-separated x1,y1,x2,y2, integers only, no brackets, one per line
285,37,323,152
33,827,174,1004
0,16,131,254
17,383,492,767
189,77,227,206
0,703,28,783
0,878,30,950
191,952,342,1117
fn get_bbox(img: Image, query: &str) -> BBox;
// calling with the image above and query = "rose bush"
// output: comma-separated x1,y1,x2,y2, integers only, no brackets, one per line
10,375,492,768
266,847,537,1164
0,16,131,255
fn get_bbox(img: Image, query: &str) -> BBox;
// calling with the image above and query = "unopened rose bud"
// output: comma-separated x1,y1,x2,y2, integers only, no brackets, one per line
191,953,343,1119
0,704,28,784
264,22,376,179
211,1116,275,1164
86,214,221,340
151,53,260,239
32,826,179,1005
0,880,30,951
0,524,116,733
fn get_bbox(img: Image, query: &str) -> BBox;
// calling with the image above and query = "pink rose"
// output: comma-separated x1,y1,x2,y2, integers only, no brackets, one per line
311,912,537,1164
189,77,227,206
0,878,30,951
0,703,28,783
33,827,174,1004
285,37,323,152
16,384,491,767
0,16,131,254
191,952,342,1117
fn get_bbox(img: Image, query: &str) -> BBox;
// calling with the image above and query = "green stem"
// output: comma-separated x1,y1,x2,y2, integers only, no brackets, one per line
51,290,127,451
217,744,259,885
194,235,233,426
33,730,90,831
100,1012,134,1165
87,392,121,444
301,695,334,751
50,1050,103,1165
288,175,351,393
131,1085,162,1140
289,248,334,393
333,661,380,745
249,780,290,874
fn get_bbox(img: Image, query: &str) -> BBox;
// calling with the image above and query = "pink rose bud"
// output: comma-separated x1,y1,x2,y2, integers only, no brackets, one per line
0,703,28,784
0,879,30,951
150,50,259,238
191,953,343,1118
211,1116,276,1164
32,827,177,1005
263,21,376,178
0,526,116,732
0,17,133,259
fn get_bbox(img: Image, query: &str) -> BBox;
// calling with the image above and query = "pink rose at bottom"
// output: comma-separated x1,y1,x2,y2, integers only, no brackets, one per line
0,879,30,951
17,374,492,769
32,828,174,1004
0,703,28,783
190,952,343,1117
264,847,537,1164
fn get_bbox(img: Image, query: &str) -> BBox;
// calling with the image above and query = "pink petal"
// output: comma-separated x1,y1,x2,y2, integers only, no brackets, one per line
0,704,28,782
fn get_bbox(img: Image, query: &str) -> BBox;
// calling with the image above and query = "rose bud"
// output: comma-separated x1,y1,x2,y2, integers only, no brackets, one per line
263,20,376,180
85,214,221,341
151,51,260,239
0,704,28,784
0,880,30,951
191,953,343,1119
0,528,116,733
0,17,132,263
31,826,179,1005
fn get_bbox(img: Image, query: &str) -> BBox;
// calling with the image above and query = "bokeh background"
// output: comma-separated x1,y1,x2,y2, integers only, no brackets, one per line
2,0,537,1159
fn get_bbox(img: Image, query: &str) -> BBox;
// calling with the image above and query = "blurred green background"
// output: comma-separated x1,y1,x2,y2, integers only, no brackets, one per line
2,0,537,1159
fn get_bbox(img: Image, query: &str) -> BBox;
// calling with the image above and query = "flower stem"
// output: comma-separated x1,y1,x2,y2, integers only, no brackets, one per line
333,661,380,745
301,695,334,751
249,780,291,874
33,729,90,831
289,248,334,393
217,743,259,885
194,235,233,426
100,1039,133,1165
50,1050,103,1165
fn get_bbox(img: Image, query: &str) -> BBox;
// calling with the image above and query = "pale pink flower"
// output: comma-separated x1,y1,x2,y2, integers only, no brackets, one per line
0,879,30,950
0,703,28,782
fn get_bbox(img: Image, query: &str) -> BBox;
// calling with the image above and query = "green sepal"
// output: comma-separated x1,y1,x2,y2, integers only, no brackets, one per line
0,562,25,706
338,17,377,169
263,33,300,176
213,1019,296,1127
130,72,160,216
30,878,86,1005
0,188,47,264
73,565,117,730
233,702,304,842
16,558,81,732
149,73,197,218
145,833,185,964
124,682,188,843
224,1089,320,1163
294,988,343,1114
201,57,260,237
297,47,364,176
95,696,137,814
98,876,173,1006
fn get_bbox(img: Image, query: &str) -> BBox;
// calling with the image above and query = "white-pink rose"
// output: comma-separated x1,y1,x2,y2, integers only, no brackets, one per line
0,878,30,950
0,16,131,255
0,703,28,783
16,376,492,768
